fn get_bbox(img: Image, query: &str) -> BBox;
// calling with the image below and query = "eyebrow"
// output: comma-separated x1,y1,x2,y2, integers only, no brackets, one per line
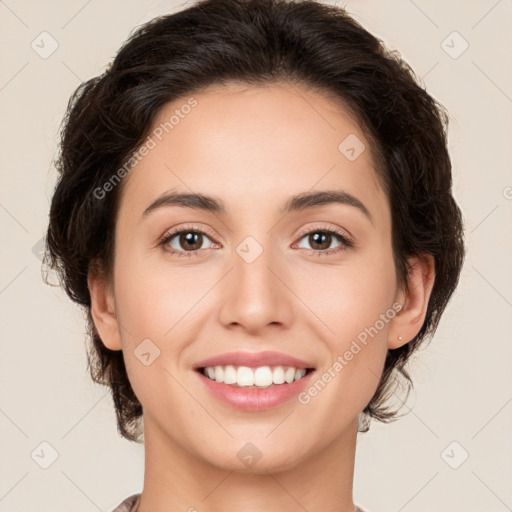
143,189,374,225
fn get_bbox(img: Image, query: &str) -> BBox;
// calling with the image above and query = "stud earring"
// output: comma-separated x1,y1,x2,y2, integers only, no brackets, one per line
398,336,402,341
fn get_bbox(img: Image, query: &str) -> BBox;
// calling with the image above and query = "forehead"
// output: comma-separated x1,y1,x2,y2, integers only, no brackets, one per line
118,82,389,225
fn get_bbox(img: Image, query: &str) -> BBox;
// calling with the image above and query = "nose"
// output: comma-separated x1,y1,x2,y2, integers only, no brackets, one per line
217,238,294,334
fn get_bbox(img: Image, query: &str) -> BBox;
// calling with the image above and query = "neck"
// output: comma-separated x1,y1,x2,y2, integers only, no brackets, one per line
136,415,359,512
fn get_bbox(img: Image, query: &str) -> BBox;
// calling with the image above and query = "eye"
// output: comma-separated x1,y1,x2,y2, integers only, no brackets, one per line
158,224,354,259
158,225,218,258
293,226,354,256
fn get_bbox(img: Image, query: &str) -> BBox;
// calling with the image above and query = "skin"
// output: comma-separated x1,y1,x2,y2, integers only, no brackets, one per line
88,82,435,512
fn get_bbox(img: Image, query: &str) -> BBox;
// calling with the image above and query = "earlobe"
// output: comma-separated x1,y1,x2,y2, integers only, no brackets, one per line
87,268,123,351
388,253,436,350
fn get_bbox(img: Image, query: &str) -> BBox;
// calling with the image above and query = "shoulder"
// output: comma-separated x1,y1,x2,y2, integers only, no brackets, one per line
110,493,141,512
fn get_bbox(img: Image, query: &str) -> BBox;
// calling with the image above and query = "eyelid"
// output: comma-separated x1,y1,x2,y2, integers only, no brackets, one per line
292,224,355,255
158,222,355,255
294,223,354,244
157,223,219,246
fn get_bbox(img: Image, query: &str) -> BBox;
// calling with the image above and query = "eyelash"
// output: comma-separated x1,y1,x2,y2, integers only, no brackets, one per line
158,224,354,259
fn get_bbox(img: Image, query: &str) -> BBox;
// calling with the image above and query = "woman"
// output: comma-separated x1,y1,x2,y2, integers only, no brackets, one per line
44,0,465,510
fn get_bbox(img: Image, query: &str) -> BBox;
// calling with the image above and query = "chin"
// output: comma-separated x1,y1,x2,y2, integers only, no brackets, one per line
198,439,309,475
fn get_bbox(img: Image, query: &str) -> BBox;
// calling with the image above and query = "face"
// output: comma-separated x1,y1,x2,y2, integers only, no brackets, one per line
95,82,406,473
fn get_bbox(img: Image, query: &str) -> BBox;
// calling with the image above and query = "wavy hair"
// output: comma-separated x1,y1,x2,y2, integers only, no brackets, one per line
45,0,465,441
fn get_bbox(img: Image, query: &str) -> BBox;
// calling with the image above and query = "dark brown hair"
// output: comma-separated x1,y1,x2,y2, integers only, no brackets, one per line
45,0,465,441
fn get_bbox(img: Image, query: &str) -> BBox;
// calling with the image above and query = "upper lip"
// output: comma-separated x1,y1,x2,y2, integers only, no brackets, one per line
194,351,315,370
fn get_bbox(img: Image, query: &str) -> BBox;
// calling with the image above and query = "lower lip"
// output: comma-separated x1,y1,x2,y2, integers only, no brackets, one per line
196,370,315,411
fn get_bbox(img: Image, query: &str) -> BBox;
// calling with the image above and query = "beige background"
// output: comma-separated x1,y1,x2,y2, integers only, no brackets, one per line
1,1,511,511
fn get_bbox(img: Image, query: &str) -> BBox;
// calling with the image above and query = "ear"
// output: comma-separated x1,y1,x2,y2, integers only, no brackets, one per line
388,253,436,350
87,267,122,351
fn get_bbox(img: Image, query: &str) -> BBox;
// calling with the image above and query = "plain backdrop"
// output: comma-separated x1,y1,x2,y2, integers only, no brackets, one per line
0,1,511,511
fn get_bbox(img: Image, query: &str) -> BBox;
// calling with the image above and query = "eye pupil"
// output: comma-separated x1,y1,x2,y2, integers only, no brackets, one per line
310,232,331,250
181,232,202,250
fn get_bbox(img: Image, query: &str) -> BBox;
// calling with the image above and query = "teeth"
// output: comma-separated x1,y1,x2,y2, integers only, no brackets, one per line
254,366,272,387
237,366,254,386
285,367,296,383
201,365,309,388
222,365,236,384
214,366,224,383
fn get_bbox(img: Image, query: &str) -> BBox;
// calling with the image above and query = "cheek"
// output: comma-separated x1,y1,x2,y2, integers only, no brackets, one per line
294,248,396,400
299,248,396,343
113,247,209,340
111,253,205,410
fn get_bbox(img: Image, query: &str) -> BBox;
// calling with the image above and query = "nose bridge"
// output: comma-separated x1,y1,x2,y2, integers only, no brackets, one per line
234,232,281,303
218,231,292,331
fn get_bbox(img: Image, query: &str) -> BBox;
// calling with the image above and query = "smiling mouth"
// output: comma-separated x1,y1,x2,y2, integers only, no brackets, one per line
197,365,315,389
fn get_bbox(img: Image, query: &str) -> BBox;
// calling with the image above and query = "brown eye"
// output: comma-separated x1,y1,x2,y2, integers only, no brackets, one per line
160,228,217,257
176,231,204,251
294,227,354,256
307,232,333,250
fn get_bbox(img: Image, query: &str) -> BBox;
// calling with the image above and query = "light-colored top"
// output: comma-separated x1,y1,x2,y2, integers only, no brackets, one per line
110,493,370,511
111,494,140,512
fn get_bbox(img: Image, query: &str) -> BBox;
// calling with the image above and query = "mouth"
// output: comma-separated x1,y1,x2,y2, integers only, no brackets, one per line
193,351,316,410
196,365,316,389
